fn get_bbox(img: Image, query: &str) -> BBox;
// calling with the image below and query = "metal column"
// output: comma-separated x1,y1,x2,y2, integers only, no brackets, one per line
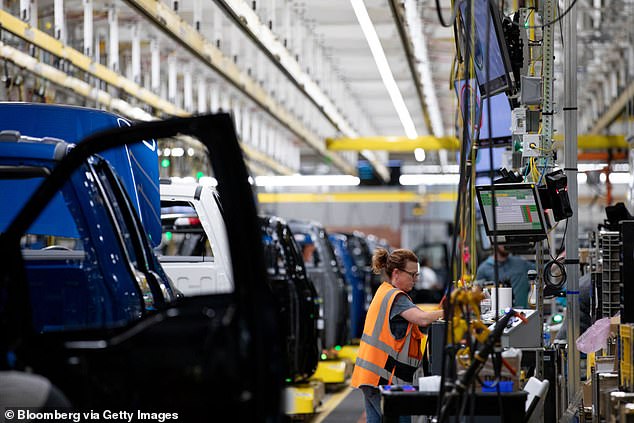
83,0,92,57
107,4,118,72
541,0,555,170
54,0,65,42
197,77,206,113
184,66,193,112
564,0,580,405
131,23,140,84
193,0,202,31
150,38,160,93
168,54,177,104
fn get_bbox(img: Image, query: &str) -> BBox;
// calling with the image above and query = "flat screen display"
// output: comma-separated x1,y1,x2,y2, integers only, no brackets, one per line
455,79,512,143
458,0,513,97
476,183,547,236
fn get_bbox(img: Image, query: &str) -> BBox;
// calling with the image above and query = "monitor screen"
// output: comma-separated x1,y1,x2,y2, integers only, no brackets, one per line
458,0,513,97
476,183,547,237
454,79,512,143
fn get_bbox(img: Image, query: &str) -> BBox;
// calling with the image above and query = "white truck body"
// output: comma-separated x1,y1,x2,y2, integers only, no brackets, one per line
158,182,233,295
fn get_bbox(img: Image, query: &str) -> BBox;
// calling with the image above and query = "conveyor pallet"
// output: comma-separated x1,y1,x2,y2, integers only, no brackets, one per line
283,380,325,416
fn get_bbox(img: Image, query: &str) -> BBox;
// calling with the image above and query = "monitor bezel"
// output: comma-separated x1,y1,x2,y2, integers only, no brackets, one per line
476,183,548,237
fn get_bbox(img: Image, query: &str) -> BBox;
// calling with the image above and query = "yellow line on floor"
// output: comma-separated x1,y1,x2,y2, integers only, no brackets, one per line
312,386,354,423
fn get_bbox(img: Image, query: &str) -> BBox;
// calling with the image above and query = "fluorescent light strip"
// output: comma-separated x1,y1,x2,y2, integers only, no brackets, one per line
578,163,608,171
255,175,361,187
350,0,418,139
401,164,460,174
399,174,460,185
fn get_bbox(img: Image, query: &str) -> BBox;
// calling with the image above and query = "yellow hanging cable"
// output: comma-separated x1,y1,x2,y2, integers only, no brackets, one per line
461,0,477,285
469,140,477,283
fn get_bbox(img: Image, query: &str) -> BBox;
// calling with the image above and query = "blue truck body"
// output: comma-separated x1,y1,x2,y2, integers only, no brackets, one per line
329,233,370,340
0,103,161,245
0,134,174,333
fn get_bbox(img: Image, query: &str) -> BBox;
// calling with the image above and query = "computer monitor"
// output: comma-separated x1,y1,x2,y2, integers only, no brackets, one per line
476,183,547,244
458,0,514,97
454,79,512,143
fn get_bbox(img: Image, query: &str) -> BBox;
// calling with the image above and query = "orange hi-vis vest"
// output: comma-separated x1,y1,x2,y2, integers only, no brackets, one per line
351,282,424,388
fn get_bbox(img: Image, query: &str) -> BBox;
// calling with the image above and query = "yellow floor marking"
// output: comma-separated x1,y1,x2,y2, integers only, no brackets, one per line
311,386,354,423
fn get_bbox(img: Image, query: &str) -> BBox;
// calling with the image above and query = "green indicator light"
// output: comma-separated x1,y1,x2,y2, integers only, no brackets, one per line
161,159,171,168
165,231,173,241
196,171,205,179
334,345,342,351
552,314,564,323
321,353,328,360
285,378,292,383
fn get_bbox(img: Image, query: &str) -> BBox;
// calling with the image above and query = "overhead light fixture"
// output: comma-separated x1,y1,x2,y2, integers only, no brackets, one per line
578,163,608,172
399,174,460,186
350,0,418,139
414,148,426,162
255,175,361,187
170,147,185,157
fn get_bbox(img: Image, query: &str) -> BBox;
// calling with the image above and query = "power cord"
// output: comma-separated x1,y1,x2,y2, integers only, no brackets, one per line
435,0,464,28
544,219,569,293
508,0,579,29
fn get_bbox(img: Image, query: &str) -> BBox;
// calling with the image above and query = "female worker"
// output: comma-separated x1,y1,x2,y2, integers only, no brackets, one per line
351,248,444,423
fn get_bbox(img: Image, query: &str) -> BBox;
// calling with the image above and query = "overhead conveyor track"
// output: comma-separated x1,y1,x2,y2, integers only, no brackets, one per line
210,0,390,182
0,3,355,176
120,0,357,176
0,10,294,176
388,0,436,137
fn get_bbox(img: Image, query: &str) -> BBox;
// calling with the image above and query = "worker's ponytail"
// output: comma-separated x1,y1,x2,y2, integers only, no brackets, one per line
372,248,419,278
372,248,389,274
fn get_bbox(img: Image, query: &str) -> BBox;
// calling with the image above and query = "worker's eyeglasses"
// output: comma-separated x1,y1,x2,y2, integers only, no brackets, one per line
400,269,419,279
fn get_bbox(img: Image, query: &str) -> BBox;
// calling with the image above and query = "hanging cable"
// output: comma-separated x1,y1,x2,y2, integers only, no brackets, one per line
508,0,579,29
435,0,464,28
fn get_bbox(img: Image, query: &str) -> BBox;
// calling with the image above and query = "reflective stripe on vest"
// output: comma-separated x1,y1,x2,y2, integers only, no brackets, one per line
351,282,423,388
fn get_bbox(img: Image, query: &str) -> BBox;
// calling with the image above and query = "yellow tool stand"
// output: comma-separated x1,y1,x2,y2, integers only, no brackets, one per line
337,345,359,364
283,380,325,416
311,359,353,384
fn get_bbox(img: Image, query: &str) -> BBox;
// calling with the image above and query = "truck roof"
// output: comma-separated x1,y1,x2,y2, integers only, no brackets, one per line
159,180,219,200
0,131,69,162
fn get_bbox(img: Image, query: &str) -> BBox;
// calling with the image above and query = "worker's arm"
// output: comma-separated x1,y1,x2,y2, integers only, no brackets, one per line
400,307,444,327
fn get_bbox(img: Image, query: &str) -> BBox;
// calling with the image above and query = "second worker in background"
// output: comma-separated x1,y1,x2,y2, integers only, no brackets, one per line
475,245,535,308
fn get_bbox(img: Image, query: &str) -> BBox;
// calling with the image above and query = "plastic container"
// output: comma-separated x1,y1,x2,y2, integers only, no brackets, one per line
481,381,514,392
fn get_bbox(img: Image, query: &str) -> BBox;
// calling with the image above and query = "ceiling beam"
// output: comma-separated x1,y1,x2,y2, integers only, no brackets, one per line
552,134,628,149
589,79,634,134
328,134,628,152
387,0,434,135
327,136,461,151
258,191,457,203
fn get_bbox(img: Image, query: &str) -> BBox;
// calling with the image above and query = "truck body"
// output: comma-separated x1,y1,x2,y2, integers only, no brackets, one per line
0,115,283,419
288,220,350,350
156,183,319,382
260,215,320,382
0,103,162,245
158,181,233,295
